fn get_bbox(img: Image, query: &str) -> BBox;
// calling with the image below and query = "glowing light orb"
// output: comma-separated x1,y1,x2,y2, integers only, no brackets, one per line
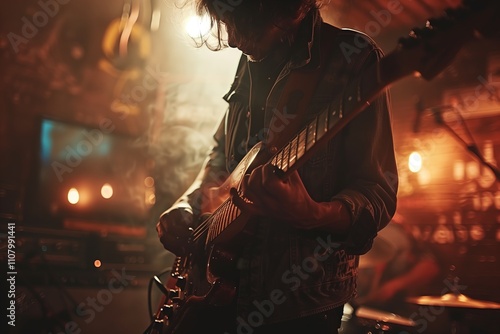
68,188,80,204
408,152,423,173
101,183,113,199
144,176,154,187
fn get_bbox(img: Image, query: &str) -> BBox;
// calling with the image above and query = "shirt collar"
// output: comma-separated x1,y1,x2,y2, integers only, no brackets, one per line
289,8,323,69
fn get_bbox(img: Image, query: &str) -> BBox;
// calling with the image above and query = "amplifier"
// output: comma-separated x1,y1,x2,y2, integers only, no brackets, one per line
92,233,168,273
7,226,89,269
2,226,171,283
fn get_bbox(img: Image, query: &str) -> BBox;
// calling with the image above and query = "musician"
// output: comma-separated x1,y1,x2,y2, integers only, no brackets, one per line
156,1,398,333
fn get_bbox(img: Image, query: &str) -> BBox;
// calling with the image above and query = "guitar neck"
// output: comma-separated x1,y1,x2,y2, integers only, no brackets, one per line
268,53,412,177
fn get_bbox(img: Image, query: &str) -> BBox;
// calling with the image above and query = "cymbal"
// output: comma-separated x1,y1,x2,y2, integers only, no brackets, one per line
407,293,500,309
358,236,396,268
355,305,416,327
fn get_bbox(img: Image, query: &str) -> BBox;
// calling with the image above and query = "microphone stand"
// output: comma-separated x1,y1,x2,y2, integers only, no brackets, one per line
430,106,500,183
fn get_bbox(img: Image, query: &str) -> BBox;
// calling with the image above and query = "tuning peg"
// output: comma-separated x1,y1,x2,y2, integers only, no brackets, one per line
409,27,422,38
410,27,435,39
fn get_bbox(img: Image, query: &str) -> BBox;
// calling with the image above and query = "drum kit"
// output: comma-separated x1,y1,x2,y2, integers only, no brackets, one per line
341,293,500,334
340,236,500,334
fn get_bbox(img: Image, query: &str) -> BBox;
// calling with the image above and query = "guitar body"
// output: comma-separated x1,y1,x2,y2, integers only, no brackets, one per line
146,143,267,334
160,248,238,334
202,142,265,213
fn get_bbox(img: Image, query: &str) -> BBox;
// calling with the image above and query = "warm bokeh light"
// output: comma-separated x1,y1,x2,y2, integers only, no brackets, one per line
101,183,113,199
453,160,465,181
147,193,156,205
466,161,480,179
185,14,211,38
144,176,155,187
408,151,423,173
68,188,80,204
94,260,102,268
417,168,432,185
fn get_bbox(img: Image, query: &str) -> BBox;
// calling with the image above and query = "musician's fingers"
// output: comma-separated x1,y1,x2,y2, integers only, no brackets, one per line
230,187,264,216
239,171,275,212
256,164,280,191
239,173,265,204
247,166,265,190
238,173,251,193
286,170,303,185
156,221,165,239
262,163,278,185
261,164,297,198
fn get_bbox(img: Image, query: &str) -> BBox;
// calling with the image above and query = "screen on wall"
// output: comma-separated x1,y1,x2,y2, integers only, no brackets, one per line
25,117,154,228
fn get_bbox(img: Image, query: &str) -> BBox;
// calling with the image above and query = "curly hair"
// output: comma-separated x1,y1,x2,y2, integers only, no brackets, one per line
193,0,318,50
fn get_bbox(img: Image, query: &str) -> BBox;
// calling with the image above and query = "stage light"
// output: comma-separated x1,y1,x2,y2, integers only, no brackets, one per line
68,188,80,204
408,151,423,173
101,183,113,199
185,14,211,39
94,259,102,268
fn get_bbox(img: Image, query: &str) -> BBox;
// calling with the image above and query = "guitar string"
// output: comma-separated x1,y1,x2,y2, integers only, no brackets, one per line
191,198,232,242
189,106,337,244
189,120,315,243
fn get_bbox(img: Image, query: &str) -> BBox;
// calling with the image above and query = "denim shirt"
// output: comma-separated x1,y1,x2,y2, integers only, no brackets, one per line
171,9,398,326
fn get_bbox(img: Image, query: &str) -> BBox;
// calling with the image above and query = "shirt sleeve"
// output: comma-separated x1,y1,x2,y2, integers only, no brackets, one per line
166,113,229,219
332,47,398,255
163,55,248,221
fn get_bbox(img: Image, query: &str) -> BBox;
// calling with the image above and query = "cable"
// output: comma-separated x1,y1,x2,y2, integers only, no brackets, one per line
147,268,172,321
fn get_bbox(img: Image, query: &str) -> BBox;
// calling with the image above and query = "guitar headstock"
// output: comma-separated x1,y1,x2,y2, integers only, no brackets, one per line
384,0,499,83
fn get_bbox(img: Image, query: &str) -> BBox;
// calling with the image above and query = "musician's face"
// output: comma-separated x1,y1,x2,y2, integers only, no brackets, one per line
225,22,286,62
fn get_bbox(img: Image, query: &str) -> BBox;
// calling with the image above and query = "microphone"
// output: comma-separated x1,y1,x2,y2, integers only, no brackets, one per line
413,97,426,133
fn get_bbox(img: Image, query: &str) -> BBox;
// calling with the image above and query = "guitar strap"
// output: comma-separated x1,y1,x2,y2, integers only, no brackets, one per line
265,23,340,152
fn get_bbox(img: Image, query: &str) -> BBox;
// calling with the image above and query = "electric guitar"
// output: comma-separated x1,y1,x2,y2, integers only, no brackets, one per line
144,1,499,333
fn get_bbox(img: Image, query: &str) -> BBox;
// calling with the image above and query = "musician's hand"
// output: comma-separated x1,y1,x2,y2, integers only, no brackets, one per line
230,163,331,230
156,207,193,256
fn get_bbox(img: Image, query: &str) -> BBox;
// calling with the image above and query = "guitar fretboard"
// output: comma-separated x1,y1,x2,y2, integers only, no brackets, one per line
270,102,343,173
202,57,388,244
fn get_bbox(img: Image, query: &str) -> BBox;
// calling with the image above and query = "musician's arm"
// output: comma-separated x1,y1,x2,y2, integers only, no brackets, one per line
315,49,398,255
156,115,228,254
